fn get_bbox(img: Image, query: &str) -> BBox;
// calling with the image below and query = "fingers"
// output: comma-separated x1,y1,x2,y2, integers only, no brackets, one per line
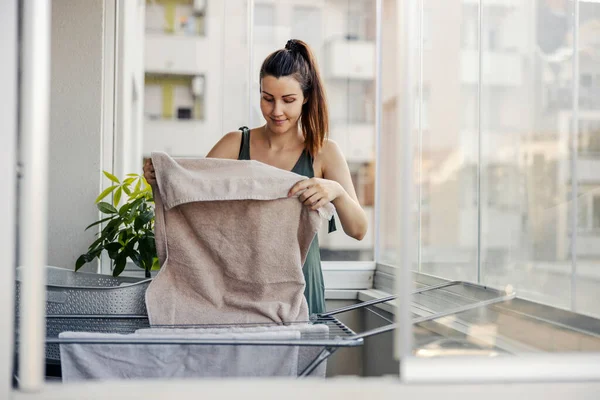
144,159,155,173
288,178,331,210
297,187,328,210
311,197,329,211
288,178,313,197
143,159,156,184
300,189,319,206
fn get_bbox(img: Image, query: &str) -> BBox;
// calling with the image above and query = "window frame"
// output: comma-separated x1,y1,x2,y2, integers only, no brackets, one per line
1,0,17,397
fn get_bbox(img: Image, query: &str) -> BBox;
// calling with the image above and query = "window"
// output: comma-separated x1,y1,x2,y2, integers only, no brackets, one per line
380,0,600,380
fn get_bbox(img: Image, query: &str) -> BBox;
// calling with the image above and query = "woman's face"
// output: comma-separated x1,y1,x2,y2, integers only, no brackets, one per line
260,75,306,134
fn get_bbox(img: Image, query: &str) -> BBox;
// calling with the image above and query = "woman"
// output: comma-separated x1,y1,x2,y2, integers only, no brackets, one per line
144,39,368,314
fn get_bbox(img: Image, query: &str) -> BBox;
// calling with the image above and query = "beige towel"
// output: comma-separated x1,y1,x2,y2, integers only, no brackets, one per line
146,152,335,326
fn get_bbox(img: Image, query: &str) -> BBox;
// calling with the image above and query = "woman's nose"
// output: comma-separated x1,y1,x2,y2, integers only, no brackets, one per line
272,101,283,116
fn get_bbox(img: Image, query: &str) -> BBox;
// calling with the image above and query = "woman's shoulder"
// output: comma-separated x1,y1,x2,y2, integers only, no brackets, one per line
313,138,346,174
222,130,243,142
206,130,243,159
316,138,344,160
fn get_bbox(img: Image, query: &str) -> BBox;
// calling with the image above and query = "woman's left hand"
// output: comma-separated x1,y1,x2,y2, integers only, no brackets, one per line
288,178,344,211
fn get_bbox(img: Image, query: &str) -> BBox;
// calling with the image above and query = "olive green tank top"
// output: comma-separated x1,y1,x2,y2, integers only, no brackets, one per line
237,127,336,315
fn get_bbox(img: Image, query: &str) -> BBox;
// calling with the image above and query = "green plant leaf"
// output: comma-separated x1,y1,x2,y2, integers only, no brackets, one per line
75,251,99,272
105,218,121,229
112,252,127,277
118,201,132,216
138,235,156,271
134,178,141,194
129,249,142,268
87,236,105,252
142,235,156,259
151,257,161,270
84,216,113,231
134,209,154,230
95,185,117,204
141,209,154,224
122,184,131,196
128,197,144,211
75,254,87,271
105,242,122,259
113,186,122,207
103,170,120,184
97,202,118,214
90,248,103,259
102,218,122,241
118,229,129,245
126,173,139,177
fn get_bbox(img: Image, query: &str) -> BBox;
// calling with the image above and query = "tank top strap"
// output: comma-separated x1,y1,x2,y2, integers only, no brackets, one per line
238,126,250,160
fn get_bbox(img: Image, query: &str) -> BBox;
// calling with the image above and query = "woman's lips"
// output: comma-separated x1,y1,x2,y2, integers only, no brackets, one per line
271,118,287,126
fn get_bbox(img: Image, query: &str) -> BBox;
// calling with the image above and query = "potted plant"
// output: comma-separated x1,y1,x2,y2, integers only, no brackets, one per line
76,171,158,278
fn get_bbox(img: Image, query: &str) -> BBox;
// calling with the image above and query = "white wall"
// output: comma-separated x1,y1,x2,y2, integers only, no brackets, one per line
48,0,105,271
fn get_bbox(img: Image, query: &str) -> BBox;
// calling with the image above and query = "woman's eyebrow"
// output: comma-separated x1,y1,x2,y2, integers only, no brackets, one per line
261,91,297,97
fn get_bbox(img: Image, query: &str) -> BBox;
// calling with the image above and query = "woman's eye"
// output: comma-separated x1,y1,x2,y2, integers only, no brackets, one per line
263,97,273,102
284,99,295,104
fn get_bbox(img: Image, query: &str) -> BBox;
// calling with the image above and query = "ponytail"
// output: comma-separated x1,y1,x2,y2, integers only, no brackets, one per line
259,39,329,157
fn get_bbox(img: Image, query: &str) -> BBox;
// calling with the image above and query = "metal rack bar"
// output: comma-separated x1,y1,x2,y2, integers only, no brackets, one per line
349,291,516,341
45,338,358,347
44,315,148,319
30,315,362,348
320,281,461,317
298,347,337,377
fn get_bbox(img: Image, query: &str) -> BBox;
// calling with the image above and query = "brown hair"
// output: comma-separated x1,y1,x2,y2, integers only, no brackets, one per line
259,39,329,157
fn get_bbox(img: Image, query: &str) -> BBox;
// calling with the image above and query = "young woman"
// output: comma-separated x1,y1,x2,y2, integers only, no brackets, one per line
144,39,368,314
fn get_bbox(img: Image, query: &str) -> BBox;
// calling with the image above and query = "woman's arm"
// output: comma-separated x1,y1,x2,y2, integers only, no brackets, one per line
289,140,368,240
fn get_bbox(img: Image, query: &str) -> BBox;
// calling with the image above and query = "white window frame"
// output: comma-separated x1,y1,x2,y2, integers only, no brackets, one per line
1,0,18,398
99,0,118,275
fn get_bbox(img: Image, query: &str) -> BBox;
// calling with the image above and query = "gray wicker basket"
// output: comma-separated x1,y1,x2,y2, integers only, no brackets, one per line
15,266,151,362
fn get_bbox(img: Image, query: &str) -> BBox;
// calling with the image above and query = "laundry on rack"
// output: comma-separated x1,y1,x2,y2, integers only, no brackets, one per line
146,152,335,326
59,329,301,382
135,322,330,377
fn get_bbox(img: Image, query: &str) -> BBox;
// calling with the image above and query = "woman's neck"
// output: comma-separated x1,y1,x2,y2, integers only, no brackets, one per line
261,124,304,151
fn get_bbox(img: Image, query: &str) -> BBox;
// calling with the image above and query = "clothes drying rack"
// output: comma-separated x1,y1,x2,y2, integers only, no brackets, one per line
16,268,516,378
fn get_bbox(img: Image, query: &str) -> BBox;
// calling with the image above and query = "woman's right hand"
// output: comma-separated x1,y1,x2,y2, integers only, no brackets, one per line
143,158,156,185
